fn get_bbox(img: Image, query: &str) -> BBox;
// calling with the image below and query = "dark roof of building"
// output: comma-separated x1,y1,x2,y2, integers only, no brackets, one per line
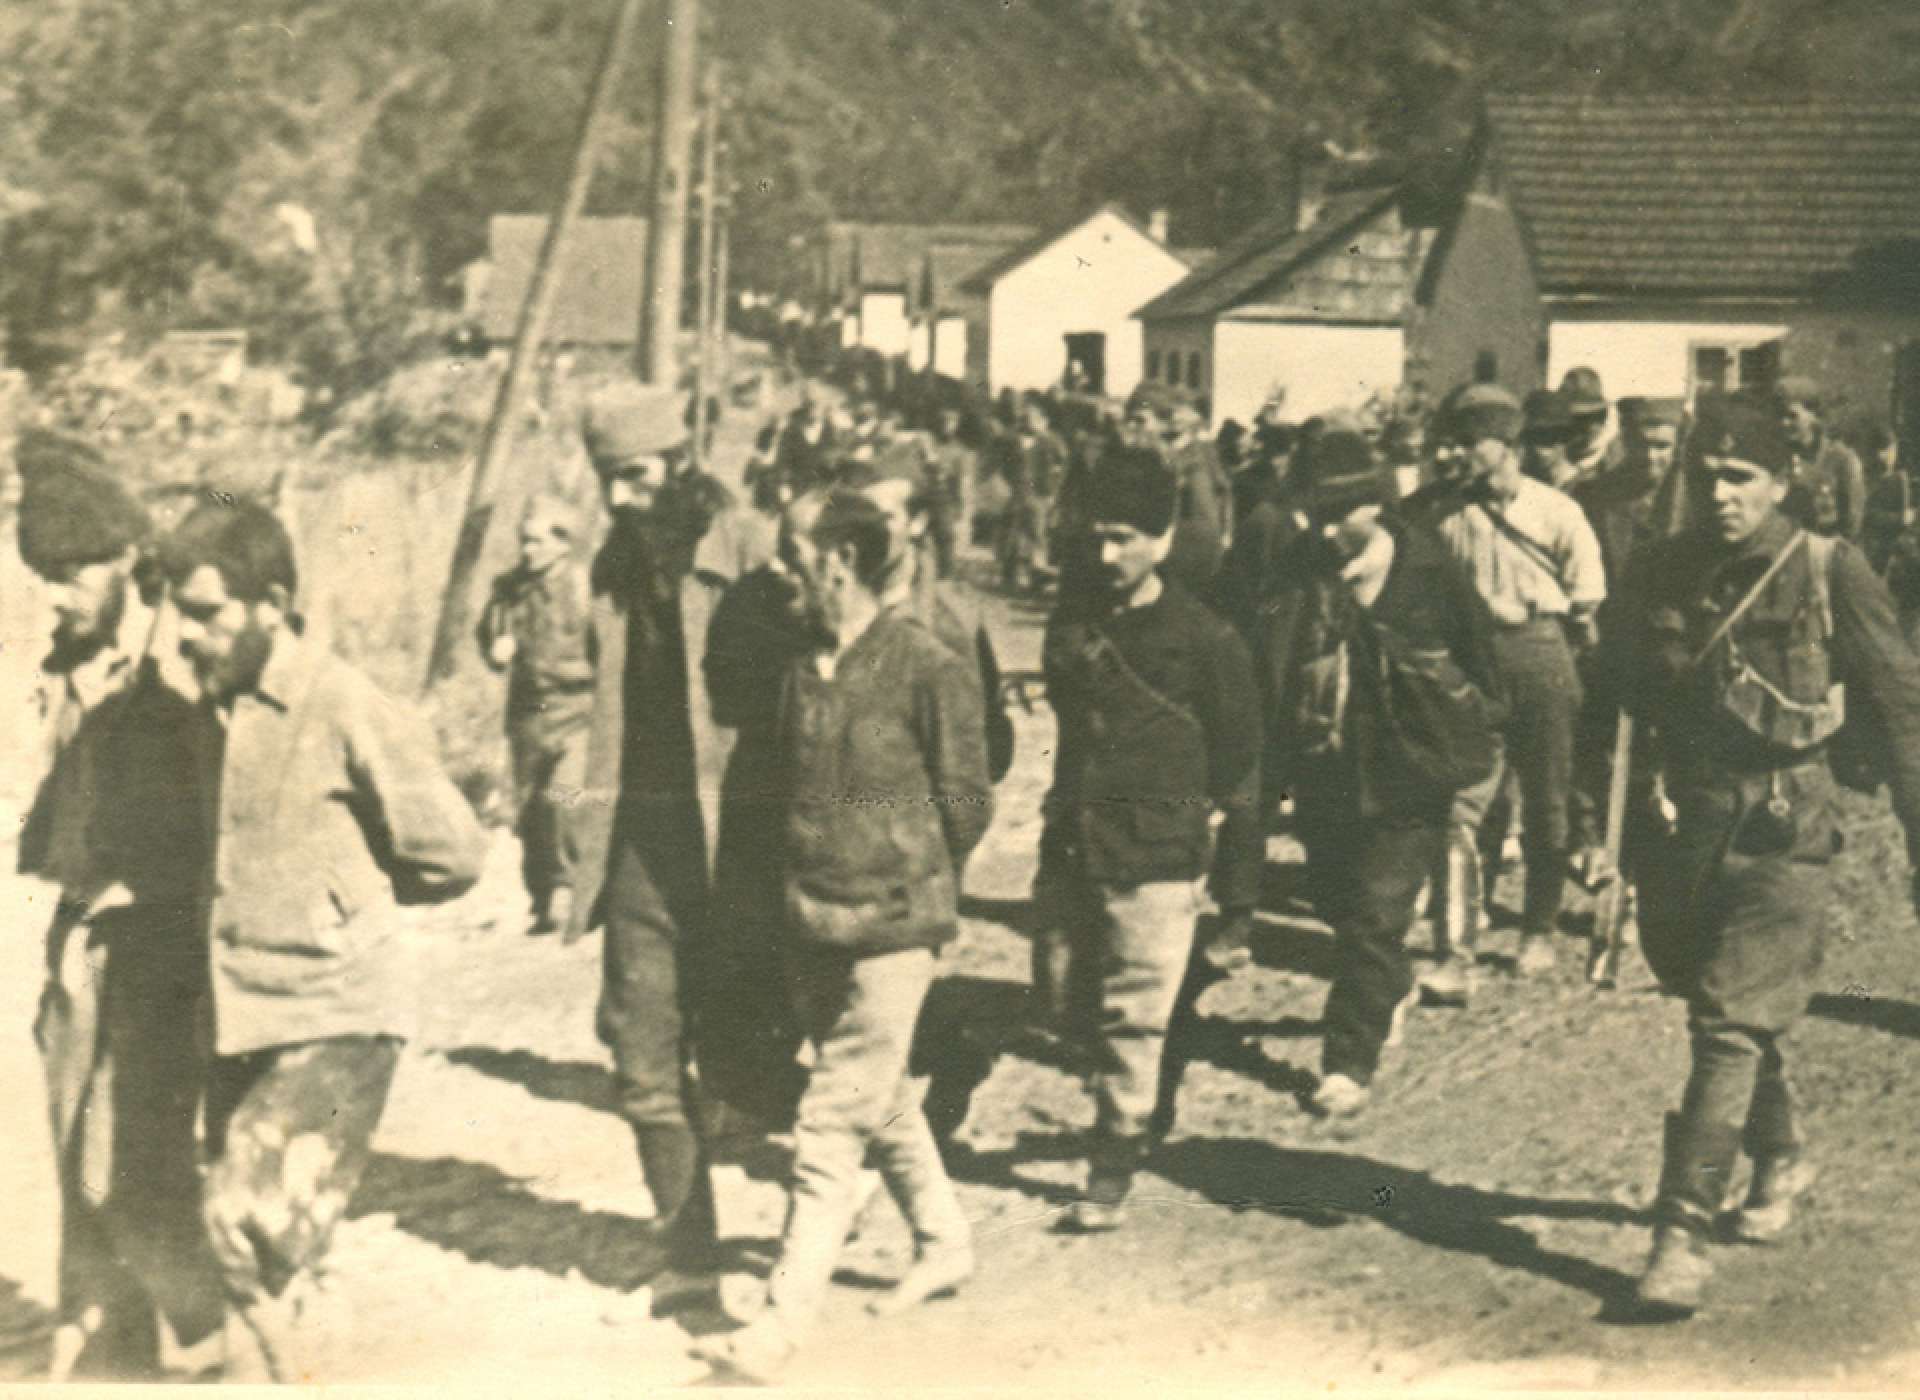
956,203,1194,295
916,236,1033,314
825,221,1035,298
478,214,648,344
1484,96,1920,300
1133,187,1400,322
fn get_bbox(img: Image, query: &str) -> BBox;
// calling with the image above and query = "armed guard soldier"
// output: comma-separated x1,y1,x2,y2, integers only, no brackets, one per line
1568,397,1687,912
477,494,594,934
1603,394,1920,1317
1034,445,1261,1230
1774,377,1866,542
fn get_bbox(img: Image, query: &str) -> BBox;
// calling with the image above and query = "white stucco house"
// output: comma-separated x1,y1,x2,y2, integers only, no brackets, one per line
816,221,1033,362
957,205,1200,399
1134,186,1444,427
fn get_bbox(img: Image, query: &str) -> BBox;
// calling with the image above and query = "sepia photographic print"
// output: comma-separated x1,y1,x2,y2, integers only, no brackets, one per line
5,0,1920,1390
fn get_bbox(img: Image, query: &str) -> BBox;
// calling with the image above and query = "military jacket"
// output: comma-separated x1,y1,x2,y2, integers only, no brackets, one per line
1608,513,1920,861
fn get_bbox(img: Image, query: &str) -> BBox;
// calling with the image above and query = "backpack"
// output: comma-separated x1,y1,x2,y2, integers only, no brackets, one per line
1358,616,1499,797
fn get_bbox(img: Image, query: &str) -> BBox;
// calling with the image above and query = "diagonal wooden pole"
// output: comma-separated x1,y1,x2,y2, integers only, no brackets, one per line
422,0,647,695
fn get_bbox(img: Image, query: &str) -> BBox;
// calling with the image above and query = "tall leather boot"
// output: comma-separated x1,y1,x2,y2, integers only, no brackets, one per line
1636,1111,1741,1318
1515,843,1567,977
632,1123,717,1276
1731,1046,1816,1244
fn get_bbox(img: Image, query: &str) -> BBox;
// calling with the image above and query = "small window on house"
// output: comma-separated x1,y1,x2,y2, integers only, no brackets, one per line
1187,351,1204,389
1692,346,1733,395
1473,350,1499,384
1147,349,1162,382
1738,342,1780,395
1689,338,1782,397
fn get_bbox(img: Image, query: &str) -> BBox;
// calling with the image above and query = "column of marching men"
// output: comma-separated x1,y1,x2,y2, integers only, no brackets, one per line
14,350,1920,1383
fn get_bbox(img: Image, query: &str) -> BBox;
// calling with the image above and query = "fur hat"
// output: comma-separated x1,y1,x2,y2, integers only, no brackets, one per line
581,383,688,465
15,429,149,577
1085,444,1178,535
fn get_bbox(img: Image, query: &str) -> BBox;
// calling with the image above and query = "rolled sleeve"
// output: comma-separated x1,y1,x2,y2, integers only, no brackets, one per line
1555,494,1608,611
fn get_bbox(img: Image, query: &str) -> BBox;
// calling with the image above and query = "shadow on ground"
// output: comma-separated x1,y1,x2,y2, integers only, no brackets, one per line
1809,991,1920,1040
442,1047,617,1114
354,1152,665,1292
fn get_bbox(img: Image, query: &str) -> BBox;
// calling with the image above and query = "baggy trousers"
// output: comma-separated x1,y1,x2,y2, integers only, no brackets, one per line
201,1035,400,1380
597,803,709,1133
1637,762,1833,1219
35,909,225,1365
1299,797,1447,1085
1064,878,1204,1139
507,722,589,909
1457,618,1582,936
768,946,967,1335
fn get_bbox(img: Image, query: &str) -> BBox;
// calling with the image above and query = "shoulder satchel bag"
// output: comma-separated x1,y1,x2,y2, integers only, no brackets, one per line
1358,614,1499,796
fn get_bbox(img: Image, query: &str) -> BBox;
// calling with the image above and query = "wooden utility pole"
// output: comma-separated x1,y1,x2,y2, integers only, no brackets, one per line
638,0,699,385
691,63,721,469
422,0,647,694
714,177,733,394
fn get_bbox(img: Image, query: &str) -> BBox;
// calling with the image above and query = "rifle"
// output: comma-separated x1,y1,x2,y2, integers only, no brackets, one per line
1587,708,1635,986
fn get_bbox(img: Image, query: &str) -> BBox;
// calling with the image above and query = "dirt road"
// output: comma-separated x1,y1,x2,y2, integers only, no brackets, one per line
4,361,1920,1387
312,566,1920,1389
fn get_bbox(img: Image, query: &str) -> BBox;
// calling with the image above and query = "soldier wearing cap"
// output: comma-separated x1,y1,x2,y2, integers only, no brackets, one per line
1773,376,1867,542
1602,393,1920,1317
1558,366,1626,490
1252,430,1502,1117
1411,384,1606,985
1034,445,1261,1230
477,493,594,934
567,382,773,1284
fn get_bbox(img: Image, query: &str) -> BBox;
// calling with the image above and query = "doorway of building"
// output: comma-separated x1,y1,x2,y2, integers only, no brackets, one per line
1064,332,1105,395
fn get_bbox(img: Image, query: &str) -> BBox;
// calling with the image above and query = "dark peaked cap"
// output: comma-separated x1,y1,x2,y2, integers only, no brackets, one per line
16,429,149,576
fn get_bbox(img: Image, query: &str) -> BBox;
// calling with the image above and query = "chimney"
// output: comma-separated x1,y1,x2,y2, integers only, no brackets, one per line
1148,208,1170,244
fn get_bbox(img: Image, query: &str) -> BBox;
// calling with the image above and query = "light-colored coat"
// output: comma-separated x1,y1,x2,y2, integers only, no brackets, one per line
196,630,485,1055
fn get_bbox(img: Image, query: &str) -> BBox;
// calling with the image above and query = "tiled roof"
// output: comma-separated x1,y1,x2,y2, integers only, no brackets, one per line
1133,187,1399,322
478,214,648,345
917,236,1032,314
1484,96,1920,300
833,221,1035,296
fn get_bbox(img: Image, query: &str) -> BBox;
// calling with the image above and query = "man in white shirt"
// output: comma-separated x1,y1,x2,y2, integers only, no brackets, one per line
1415,385,1607,984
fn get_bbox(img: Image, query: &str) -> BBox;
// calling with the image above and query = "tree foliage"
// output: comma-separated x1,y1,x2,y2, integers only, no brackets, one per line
3,0,1919,392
